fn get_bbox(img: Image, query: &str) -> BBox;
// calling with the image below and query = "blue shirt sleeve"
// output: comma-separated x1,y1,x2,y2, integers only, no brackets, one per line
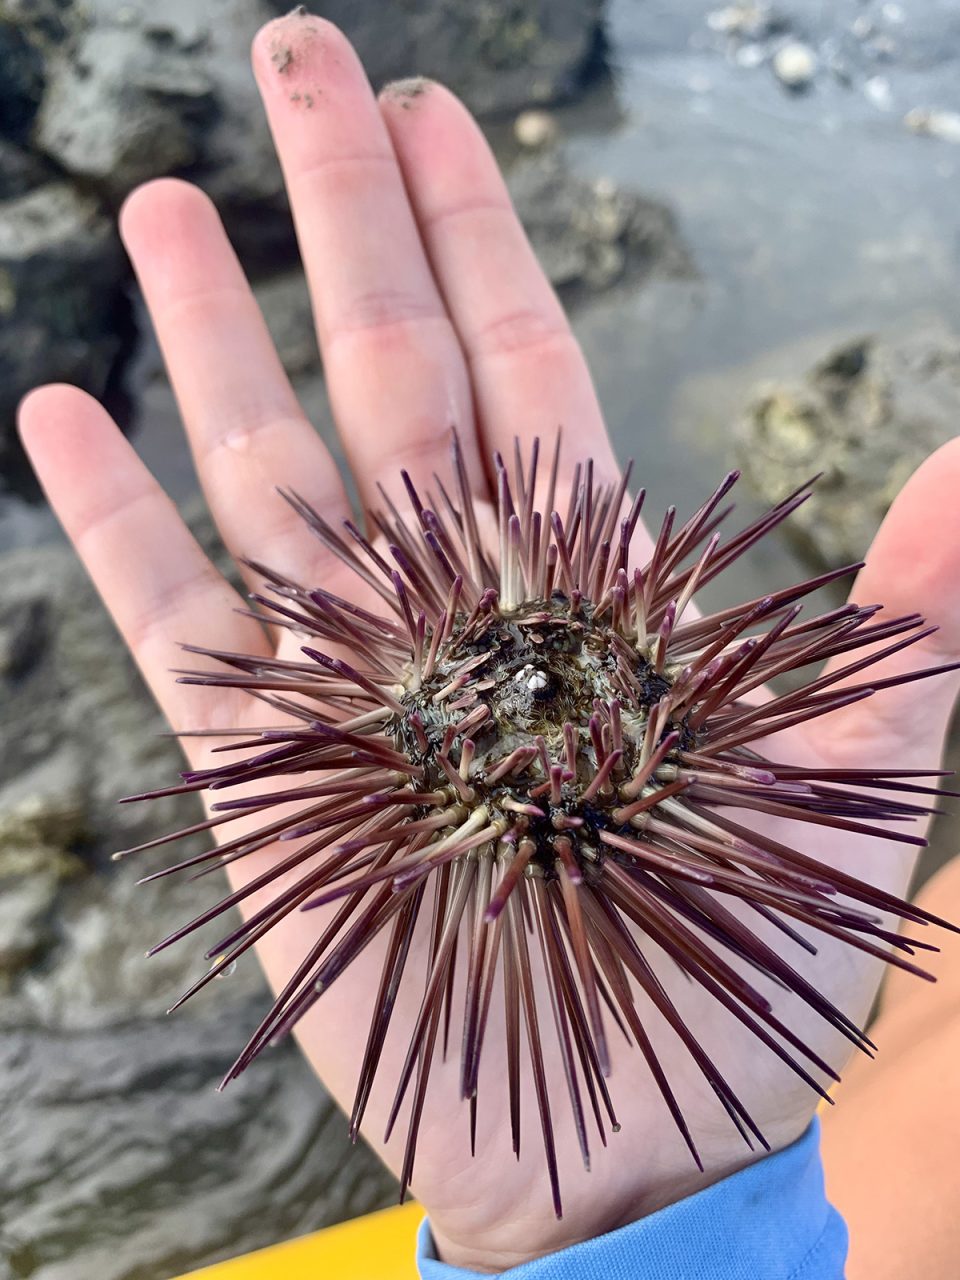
417,1117,847,1279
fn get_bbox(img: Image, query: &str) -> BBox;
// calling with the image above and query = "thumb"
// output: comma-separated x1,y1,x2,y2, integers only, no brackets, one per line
806,436,960,770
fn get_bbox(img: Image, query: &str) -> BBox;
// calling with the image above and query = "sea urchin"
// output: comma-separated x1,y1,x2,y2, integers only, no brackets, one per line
119,436,956,1214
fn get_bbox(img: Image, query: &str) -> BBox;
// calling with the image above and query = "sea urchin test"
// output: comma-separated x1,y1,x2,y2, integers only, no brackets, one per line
119,437,956,1215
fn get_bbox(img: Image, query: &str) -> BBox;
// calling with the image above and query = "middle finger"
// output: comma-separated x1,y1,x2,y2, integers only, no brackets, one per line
251,12,486,514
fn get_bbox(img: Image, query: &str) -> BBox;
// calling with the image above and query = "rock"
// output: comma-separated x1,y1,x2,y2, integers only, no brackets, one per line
0,754,88,979
13,851,262,1032
772,41,817,89
706,5,787,40
0,754,87,869
18,0,607,240
736,329,960,568
0,1004,396,1280
506,156,694,299
0,182,129,478
0,16,45,143
0,511,277,1014
0,523,396,1276
321,0,606,117
253,269,318,378
0,592,47,678
1,0,611,469
37,26,212,194
514,108,559,149
0,535,191,856
0,137,55,200
0,875,60,979
905,107,960,144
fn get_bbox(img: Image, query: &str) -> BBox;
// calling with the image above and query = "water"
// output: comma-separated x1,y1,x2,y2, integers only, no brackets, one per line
4,1,960,1275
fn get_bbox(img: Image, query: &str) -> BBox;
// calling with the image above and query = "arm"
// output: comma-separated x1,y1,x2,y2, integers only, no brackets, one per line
822,857,960,1280
420,1120,847,1279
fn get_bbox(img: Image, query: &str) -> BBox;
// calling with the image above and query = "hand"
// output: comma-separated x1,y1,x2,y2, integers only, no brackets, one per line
822,856,960,1280
18,11,960,1272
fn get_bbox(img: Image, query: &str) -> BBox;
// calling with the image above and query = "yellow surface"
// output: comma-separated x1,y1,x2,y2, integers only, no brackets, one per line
175,1202,423,1280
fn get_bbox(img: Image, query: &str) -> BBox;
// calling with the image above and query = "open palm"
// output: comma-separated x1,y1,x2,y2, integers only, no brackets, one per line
19,13,960,1273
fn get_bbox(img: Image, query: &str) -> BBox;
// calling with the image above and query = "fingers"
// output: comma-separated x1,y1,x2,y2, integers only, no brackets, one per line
808,437,960,770
17,385,269,742
822,1004,960,1280
379,80,621,499
869,856,960,1047
251,13,484,512
821,873,960,1280
119,177,352,592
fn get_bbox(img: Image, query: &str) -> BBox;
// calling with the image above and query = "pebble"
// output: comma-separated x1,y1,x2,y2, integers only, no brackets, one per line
864,76,893,111
707,6,747,34
707,5,775,39
772,42,816,90
514,109,558,150
735,43,766,69
905,108,960,145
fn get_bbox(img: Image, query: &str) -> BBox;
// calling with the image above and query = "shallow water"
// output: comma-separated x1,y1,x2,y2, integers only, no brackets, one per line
4,1,960,1275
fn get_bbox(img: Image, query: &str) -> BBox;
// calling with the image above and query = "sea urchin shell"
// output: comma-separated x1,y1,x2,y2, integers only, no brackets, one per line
120,436,957,1214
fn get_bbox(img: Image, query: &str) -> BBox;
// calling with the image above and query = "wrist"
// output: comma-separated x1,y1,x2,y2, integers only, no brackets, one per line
419,1118,843,1279
425,1120,808,1273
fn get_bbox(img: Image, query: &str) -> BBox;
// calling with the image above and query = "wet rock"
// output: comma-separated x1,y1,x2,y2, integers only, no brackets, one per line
0,875,60,979
736,329,960,568
0,521,397,1277
0,1005,395,1280
0,754,87,980
0,503,256,1013
322,0,606,117
1,0,610,469
507,156,694,298
37,26,213,194
16,0,607,249
0,754,87,867
0,137,54,200
0,592,47,678
0,182,129,477
0,523,212,854
12,852,262,1032
0,514,270,1020
0,16,45,143
253,269,318,378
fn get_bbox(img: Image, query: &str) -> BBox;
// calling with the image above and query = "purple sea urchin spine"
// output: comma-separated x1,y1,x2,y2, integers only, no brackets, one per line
119,435,958,1216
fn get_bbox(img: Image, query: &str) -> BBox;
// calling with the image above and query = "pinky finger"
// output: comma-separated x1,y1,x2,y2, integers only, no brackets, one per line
18,385,270,744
